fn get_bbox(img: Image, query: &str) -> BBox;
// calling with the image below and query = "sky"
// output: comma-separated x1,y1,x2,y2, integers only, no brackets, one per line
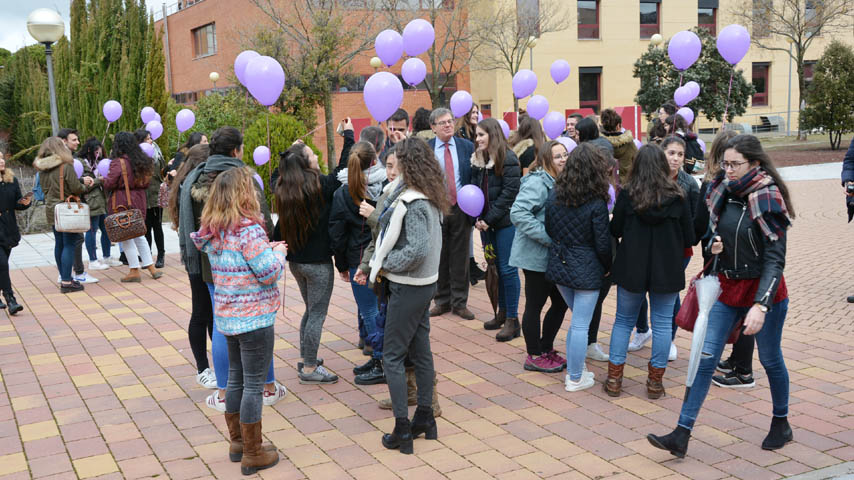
0,1,73,53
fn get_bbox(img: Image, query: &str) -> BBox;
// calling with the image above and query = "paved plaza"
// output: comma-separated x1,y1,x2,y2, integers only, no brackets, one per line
0,170,852,479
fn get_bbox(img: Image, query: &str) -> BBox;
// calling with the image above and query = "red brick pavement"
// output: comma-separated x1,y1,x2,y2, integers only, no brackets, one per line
0,179,851,479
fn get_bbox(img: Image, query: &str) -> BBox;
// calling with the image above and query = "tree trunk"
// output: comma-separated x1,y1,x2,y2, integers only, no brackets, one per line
323,91,335,170
796,57,807,141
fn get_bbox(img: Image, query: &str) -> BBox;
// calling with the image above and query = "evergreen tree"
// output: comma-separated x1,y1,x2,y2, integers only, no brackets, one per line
801,41,854,150
144,19,170,156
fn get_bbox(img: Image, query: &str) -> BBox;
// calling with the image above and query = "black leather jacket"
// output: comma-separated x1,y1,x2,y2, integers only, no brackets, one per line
712,193,786,308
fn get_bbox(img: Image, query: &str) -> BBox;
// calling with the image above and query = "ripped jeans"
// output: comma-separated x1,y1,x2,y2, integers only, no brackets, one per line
678,298,789,430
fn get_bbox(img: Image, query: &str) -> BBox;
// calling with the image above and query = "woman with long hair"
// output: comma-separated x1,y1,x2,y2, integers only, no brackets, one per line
508,115,546,175
510,140,569,373
35,137,90,292
135,128,167,268
274,142,344,385
545,143,612,391
605,144,694,399
0,149,31,313
363,137,448,454
78,137,117,269
104,132,163,283
472,118,522,341
664,113,703,174
455,104,479,142
649,134,795,457
329,141,387,385
169,131,207,175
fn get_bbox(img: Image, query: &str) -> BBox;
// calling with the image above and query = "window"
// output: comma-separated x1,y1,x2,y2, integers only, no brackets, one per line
579,67,602,113
192,23,216,58
753,0,771,38
803,60,817,90
480,104,492,118
517,0,540,38
698,0,718,35
172,91,200,104
639,0,660,39
805,0,820,37
752,62,770,106
577,0,599,39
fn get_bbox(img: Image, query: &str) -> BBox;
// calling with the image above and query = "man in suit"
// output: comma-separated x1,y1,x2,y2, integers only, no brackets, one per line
428,108,476,320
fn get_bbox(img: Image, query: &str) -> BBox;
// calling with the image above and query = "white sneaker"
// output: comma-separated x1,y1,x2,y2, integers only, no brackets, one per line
74,272,99,284
586,343,609,362
88,259,110,271
104,257,123,267
627,330,652,352
57,275,62,283
669,342,678,361
196,368,217,389
205,392,225,412
565,372,595,392
263,381,288,406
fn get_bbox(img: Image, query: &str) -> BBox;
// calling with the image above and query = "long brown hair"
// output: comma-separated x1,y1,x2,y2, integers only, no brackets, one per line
37,137,73,164
508,115,546,160
725,134,796,218
555,143,610,207
455,104,478,140
199,167,263,237
395,137,450,214
274,144,324,250
347,141,376,206
705,130,737,182
626,144,684,212
169,144,210,230
477,118,509,176
530,140,565,178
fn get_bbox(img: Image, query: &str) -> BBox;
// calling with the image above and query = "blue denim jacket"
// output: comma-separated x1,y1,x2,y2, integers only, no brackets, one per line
508,169,555,272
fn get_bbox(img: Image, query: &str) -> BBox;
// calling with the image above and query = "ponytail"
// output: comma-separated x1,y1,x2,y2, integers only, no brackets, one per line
347,142,376,205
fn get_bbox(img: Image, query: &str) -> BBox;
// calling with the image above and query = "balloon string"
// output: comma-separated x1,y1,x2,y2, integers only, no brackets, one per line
296,118,334,142
266,111,270,150
722,70,734,129
679,71,684,87
102,122,111,146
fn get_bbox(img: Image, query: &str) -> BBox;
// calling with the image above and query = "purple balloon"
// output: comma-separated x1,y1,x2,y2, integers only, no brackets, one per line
153,112,161,123
458,184,484,217
176,109,195,133
103,100,122,123
697,138,707,154
401,57,427,86
402,19,435,56
450,91,473,118
146,120,164,141
668,30,702,71
717,24,751,65
139,142,155,158
363,72,403,122
73,159,84,178
550,60,571,84
253,173,264,191
140,106,156,124
633,138,643,149
677,107,695,126
234,50,260,86
674,86,692,107
375,29,404,67
477,111,484,123
685,81,701,99
498,119,510,139
512,69,537,99
526,95,549,120
245,56,285,106
542,111,565,140
556,137,577,154
97,159,111,178
253,146,270,166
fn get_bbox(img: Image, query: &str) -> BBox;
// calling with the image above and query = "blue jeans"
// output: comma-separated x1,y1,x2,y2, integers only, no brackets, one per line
349,267,380,360
207,283,275,389
54,228,82,282
610,287,678,368
85,214,111,261
678,298,789,430
484,226,520,318
635,257,691,339
556,286,600,381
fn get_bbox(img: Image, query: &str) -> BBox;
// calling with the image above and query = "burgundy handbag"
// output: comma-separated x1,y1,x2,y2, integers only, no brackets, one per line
104,158,146,243
675,260,742,344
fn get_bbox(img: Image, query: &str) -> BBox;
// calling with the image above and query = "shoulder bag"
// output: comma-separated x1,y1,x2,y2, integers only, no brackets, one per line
53,164,90,233
104,158,146,243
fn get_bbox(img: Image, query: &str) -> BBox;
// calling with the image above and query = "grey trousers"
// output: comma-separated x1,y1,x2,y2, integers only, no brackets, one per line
384,281,436,418
289,261,334,367
434,205,471,309
225,325,274,424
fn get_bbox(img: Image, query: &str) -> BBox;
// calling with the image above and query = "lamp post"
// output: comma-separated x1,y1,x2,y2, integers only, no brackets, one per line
26,8,65,137
785,37,794,137
209,71,219,92
528,35,537,71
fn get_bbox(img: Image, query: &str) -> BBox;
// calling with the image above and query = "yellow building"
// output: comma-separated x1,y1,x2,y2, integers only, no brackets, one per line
471,0,854,135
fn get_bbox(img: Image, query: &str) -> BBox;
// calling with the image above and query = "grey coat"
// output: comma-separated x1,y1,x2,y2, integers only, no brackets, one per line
508,169,555,272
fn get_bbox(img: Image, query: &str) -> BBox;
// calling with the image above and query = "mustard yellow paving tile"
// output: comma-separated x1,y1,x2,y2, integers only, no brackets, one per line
123,298,145,305
512,451,571,476
417,447,472,473
104,329,132,340
444,370,485,386
11,394,47,411
307,429,354,450
155,355,187,368
320,331,341,343
260,412,292,432
475,405,522,424
134,306,159,314
92,354,124,367
281,444,332,468
117,346,146,357
0,336,21,346
148,345,179,357
174,302,192,310
149,385,185,401
692,425,739,447
516,371,561,387
107,307,132,315
0,372,3,383
72,373,106,387
799,366,848,383
313,401,355,421
623,364,646,378
446,466,496,480
73,453,119,478
19,420,59,441
114,385,150,401
99,363,132,378
530,435,586,459
565,452,623,478
118,316,145,326
515,406,565,426
0,452,28,475
0,325,14,332
112,291,133,297
460,319,484,330
160,329,185,342
438,432,491,456
613,397,663,415
339,348,367,363
90,295,115,302
29,352,60,366
273,338,294,350
76,330,103,339
612,453,675,480
266,428,310,450
455,418,507,439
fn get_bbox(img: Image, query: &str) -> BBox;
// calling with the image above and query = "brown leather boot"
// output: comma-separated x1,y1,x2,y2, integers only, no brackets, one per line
240,421,279,475
496,317,520,342
431,372,442,418
121,268,141,283
483,310,506,330
225,413,276,462
379,367,417,410
604,362,624,397
147,265,163,279
647,363,666,399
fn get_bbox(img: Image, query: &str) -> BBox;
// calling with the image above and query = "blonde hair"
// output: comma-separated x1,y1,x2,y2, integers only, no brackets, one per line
0,152,12,183
37,137,73,164
199,167,264,237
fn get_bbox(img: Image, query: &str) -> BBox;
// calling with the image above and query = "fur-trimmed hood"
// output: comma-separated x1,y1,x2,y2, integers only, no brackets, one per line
511,138,534,158
603,131,634,147
471,150,495,169
33,154,66,172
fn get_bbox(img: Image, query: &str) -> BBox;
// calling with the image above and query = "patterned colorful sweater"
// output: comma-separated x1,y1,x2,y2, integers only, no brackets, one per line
191,221,284,335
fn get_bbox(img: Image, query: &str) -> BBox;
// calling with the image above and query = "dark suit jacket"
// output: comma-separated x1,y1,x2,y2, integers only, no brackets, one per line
429,136,473,187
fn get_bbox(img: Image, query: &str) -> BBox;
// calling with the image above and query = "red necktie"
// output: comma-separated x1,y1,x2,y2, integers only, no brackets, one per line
444,143,457,205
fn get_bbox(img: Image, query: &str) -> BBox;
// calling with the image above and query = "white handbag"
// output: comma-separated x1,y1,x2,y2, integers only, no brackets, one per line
53,164,90,233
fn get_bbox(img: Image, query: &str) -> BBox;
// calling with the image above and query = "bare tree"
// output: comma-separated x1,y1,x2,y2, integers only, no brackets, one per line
729,0,854,138
470,0,572,110
249,0,381,166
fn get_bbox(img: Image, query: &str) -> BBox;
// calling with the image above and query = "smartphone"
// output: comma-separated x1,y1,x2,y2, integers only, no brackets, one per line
23,192,34,199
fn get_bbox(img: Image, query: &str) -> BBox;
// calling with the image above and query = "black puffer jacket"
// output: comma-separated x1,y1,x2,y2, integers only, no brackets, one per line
544,196,612,289
470,149,521,229
329,185,376,273
679,132,704,174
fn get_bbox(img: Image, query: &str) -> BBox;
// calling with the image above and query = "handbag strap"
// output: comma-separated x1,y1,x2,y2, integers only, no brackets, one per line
59,164,65,202
111,158,133,211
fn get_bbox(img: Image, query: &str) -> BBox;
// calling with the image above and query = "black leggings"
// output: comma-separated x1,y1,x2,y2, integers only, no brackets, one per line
0,246,12,293
589,276,613,345
145,207,165,256
521,270,567,356
188,273,214,373
724,332,755,375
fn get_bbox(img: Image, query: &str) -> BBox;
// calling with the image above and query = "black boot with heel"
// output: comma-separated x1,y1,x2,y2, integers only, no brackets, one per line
410,405,438,440
4,291,22,315
761,416,793,450
647,426,691,458
382,417,413,454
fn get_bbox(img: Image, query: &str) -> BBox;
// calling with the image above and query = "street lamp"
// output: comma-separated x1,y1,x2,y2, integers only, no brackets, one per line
27,8,65,137
650,33,663,47
209,71,219,92
785,36,794,137
528,35,538,71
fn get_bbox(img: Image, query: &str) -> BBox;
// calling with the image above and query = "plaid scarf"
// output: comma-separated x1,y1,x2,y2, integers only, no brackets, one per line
707,167,791,241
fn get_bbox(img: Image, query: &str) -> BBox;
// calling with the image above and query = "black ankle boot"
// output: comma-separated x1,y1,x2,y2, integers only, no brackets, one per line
155,252,165,269
355,358,386,385
119,252,128,265
761,416,793,450
647,426,691,458
410,405,438,440
4,291,22,315
353,357,376,375
382,417,413,454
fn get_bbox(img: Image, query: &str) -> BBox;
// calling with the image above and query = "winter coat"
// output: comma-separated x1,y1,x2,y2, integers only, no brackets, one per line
359,179,394,276
508,169,555,272
329,184,377,272
81,160,106,217
145,144,167,210
104,156,149,214
512,139,536,172
603,131,638,185
0,173,30,248
470,149,521,230
843,137,854,185
610,190,694,293
34,154,85,226
676,131,704,174
545,197,612,290
676,169,700,219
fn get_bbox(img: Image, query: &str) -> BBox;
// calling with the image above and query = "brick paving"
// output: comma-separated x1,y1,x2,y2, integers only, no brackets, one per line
0,178,851,479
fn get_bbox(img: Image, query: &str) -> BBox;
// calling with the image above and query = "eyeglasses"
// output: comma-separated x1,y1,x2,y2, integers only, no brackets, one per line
721,160,749,170
434,120,454,127
553,152,570,160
